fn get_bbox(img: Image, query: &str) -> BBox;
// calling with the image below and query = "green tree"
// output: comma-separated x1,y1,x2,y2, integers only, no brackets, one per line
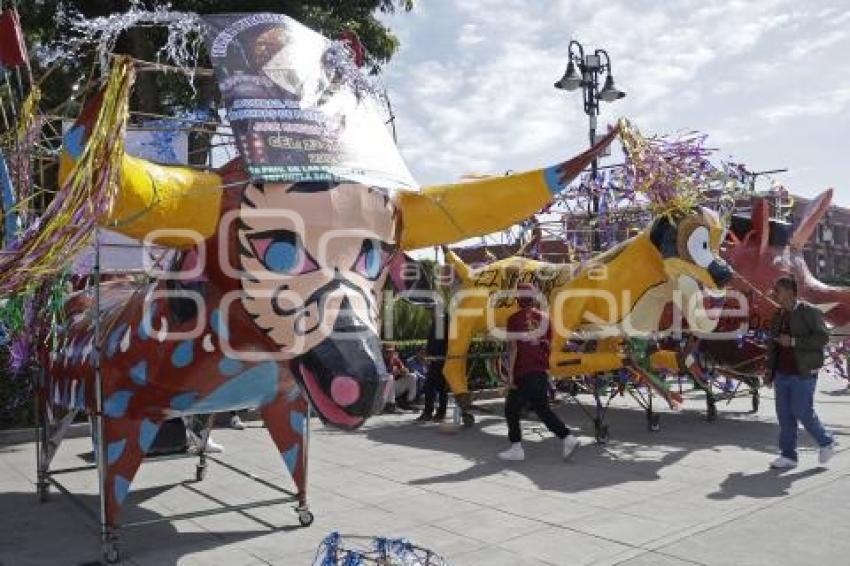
17,0,413,113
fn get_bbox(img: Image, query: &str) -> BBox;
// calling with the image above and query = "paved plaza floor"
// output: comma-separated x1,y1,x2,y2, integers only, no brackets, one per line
2,379,850,565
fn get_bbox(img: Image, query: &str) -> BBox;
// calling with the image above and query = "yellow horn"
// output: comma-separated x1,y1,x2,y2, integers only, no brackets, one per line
397,126,619,250
59,85,223,248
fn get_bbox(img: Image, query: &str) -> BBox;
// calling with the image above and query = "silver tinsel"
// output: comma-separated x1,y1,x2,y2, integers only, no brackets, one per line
40,1,205,89
323,40,384,102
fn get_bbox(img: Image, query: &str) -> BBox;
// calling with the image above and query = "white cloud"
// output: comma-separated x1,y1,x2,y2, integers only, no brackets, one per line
758,88,850,122
457,23,485,47
789,29,850,58
381,0,850,205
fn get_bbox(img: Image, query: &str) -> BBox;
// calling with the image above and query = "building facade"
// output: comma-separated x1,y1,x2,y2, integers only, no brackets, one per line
791,194,850,281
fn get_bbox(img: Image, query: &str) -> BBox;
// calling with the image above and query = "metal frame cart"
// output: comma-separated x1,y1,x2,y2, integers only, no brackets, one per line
32,231,313,564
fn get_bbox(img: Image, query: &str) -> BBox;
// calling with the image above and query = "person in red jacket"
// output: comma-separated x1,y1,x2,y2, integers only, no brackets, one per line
499,283,578,461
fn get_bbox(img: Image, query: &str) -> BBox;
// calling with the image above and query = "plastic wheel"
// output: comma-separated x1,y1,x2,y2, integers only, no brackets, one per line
36,481,49,503
102,542,120,564
298,509,315,527
595,425,609,445
195,464,207,482
706,401,718,422
648,414,661,432
462,412,475,427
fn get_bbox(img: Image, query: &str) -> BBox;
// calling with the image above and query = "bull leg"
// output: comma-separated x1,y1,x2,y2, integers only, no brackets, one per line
36,385,80,502
443,322,477,401
98,416,162,544
260,392,313,527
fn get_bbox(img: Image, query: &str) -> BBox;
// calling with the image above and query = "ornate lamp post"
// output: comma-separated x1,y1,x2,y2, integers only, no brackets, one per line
555,40,626,250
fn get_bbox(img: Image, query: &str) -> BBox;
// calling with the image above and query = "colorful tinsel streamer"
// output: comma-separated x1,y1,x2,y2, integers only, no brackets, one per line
617,118,730,220
0,57,133,295
3,87,43,231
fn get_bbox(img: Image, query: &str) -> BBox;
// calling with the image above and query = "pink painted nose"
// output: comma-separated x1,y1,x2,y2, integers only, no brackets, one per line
330,375,361,407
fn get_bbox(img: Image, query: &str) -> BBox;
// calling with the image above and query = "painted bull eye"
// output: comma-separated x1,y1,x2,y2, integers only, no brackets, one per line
249,230,318,275
354,239,387,280
686,226,714,268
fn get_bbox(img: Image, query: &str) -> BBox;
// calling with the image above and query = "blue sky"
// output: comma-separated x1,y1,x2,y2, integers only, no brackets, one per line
380,0,850,206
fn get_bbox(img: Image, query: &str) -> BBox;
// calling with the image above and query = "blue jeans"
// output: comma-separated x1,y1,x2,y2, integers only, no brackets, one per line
774,372,832,461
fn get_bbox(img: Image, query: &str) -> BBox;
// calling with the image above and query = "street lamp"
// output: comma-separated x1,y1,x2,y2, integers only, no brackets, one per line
554,40,626,250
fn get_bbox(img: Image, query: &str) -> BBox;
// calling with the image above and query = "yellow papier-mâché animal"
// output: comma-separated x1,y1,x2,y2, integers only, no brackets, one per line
442,207,733,409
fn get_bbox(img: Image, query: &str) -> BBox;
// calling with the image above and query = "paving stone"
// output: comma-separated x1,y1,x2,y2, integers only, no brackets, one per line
1,380,848,565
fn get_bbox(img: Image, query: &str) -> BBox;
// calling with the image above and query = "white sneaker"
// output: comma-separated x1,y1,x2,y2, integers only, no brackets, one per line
562,435,579,460
819,442,836,465
230,414,246,430
769,456,797,470
498,443,525,461
204,437,224,453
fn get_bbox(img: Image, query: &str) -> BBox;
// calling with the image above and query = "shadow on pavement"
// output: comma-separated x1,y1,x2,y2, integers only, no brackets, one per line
0,482,296,565
362,401,811,495
707,467,827,500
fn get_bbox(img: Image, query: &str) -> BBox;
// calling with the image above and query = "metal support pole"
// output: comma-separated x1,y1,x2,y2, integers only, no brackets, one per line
92,228,112,549
295,403,313,526
302,403,311,504
589,114,599,252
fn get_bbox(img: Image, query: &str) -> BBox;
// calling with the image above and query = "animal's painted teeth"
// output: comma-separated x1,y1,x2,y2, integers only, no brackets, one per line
202,334,215,353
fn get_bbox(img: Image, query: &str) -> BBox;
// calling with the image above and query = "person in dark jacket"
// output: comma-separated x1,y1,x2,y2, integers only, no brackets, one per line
765,275,835,469
416,307,450,422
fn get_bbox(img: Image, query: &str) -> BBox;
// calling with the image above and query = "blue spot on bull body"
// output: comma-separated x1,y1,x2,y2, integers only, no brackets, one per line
171,340,194,368
106,324,128,359
218,356,243,376
129,360,148,385
103,390,133,418
289,411,305,436
113,475,130,505
107,439,126,465
138,419,159,453
170,392,198,412
210,309,229,340
282,445,300,475
173,361,279,414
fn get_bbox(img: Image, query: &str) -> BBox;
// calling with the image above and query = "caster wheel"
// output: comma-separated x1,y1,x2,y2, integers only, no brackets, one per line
195,465,207,482
462,412,475,427
596,425,609,446
707,401,718,422
102,543,120,564
751,392,760,413
648,414,661,432
298,509,314,527
36,482,49,503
